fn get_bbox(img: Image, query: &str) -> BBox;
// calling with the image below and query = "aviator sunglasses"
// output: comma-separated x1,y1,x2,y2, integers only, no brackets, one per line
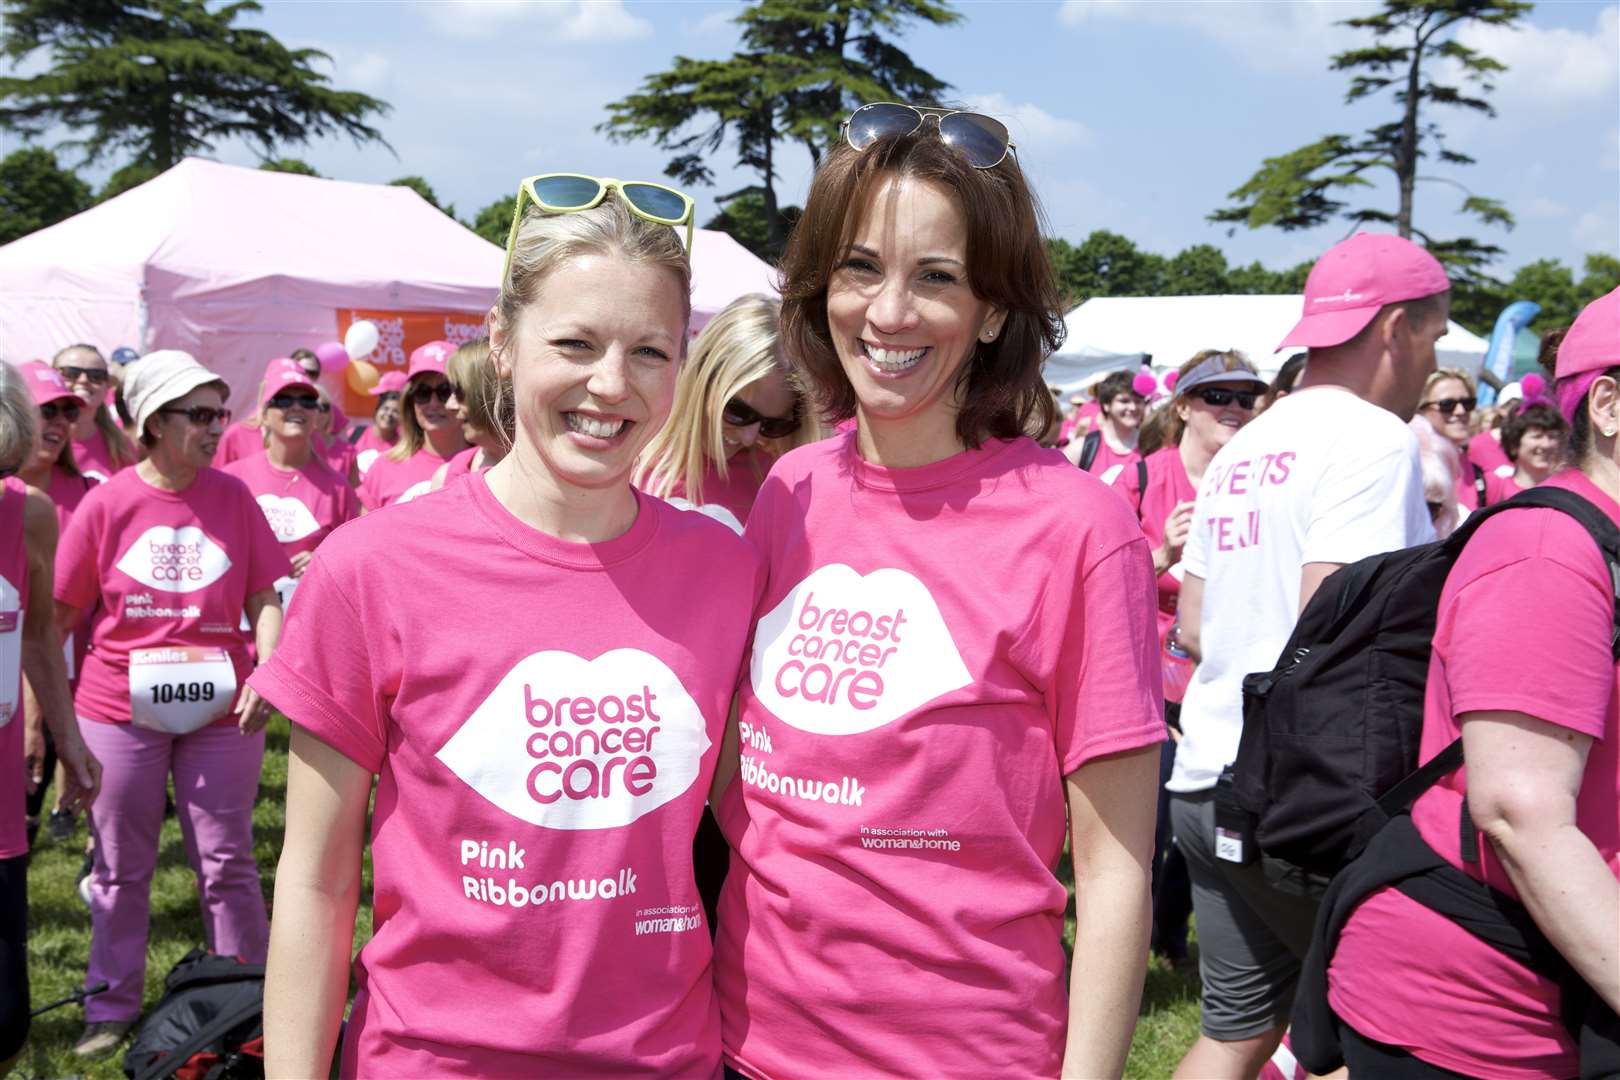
40,401,82,423
723,396,800,439
1421,396,1476,415
1194,387,1260,411
157,405,231,427
502,173,695,286
842,102,1016,169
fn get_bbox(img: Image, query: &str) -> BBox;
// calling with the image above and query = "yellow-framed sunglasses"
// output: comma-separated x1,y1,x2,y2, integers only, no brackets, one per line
501,173,695,285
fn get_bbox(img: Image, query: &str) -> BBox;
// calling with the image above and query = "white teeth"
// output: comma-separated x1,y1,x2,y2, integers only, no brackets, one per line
565,413,626,439
864,342,927,372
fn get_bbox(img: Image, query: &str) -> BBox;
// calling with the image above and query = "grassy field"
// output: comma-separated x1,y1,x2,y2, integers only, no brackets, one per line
12,715,1201,1079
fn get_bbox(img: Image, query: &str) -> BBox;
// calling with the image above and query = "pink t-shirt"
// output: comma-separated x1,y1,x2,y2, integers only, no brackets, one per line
1483,468,1527,507
214,421,264,468
54,468,290,725
45,467,99,682
222,452,359,559
1329,469,1620,1079
353,425,396,477
439,446,481,487
248,476,759,1078
357,446,453,510
72,427,127,483
666,447,773,534
317,434,356,484
1113,446,1193,635
1083,432,1143,485
1466,431,1512,475
0,480,30,859
715,432,1165,1080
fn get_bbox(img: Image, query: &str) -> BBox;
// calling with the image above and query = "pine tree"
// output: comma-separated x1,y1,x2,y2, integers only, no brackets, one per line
0,144,90,243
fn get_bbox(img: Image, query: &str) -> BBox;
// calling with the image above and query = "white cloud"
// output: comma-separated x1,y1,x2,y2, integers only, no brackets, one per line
684,7,740,37
1526,196,1569,220
1574,210,1618,253
1455,6,1619,111
346,52,392,92
421,0,651,43
1057,0,1378,75
962,93,1094,151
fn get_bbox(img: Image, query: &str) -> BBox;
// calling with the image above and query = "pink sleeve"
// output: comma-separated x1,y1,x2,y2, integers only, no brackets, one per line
247,550,389,771
1050,536,1166,774
53,499,101,612
1112,459,1144,517
357,466,380,512
1443,538,1612,739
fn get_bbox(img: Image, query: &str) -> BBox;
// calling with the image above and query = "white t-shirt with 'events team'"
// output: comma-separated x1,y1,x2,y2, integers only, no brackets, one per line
1169,387,1434,794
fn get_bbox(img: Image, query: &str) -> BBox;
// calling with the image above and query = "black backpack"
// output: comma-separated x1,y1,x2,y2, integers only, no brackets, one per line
123,949,264,1080
1229,485,1620,877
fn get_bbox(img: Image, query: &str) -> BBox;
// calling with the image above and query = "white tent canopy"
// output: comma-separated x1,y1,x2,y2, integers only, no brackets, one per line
1047,294,1489,383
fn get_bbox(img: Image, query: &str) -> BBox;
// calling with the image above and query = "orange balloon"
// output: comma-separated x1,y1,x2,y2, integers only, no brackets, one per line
346,358,380,395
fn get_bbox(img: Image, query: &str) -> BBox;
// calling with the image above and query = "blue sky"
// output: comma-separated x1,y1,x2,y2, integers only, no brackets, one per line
7,0,1618,276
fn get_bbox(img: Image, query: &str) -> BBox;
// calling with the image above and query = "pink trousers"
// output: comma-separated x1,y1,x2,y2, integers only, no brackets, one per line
77,718,268,1022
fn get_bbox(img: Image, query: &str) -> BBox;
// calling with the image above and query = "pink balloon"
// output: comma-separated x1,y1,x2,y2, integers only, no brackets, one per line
315,341,350,372
1163,370,1180,392
1132,371,1158,398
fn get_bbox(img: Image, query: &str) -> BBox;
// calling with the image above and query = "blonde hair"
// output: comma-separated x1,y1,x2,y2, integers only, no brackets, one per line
447,338,513,453
0,363,38,469
1422,367,1476,402
1162,349,1261,447
636,295,813,504
385,370,438,464
53,344,137,468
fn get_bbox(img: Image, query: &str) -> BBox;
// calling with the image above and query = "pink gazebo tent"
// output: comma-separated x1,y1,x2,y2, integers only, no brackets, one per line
0,157,778,416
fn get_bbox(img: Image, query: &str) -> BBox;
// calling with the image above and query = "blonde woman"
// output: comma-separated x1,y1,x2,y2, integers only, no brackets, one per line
355,341,468,509
636,293,814,533
52,345,137,482
430,338,513,490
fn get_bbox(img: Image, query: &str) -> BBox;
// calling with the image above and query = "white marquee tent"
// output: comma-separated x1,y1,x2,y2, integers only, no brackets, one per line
1045,294,1490,391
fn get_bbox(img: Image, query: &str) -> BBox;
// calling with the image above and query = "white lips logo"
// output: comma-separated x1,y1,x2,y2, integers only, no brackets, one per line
396,479,433,504
0,572,20,727
436,649,711,830
666,496,744,535
255,494,321,543
115,526,232,594
751,564,971,736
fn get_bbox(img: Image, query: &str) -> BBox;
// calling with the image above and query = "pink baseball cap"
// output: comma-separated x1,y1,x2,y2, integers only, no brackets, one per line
408,340,455,379
369,370,409,396
1276,233,1450,353
1554,286,1620,423
260,359,319,409
20,361,81,408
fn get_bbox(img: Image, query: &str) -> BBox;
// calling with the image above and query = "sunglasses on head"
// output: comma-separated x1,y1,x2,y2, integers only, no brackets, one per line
1194,387,1260,410
57,365,108,385
842,102,1016,169
723,396,800,439
40,401,82,423
502,173,695,286
1422,396,1476,415
266,392,321,412
409,382,455,406
157,405,231,427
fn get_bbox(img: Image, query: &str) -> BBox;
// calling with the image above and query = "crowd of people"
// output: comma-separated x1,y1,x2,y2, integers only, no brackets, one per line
0,100,1614,1080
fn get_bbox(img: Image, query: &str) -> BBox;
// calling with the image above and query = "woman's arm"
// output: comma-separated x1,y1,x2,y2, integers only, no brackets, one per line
1061,744,1159,1079
236,587,283,735
708,696,741,807
1463,709,1618,1013
265,725,372,1079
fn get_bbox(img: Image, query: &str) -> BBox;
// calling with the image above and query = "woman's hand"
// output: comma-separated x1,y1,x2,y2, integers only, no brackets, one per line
288,551,314,579
236,683,272,735
1156,501,1194,572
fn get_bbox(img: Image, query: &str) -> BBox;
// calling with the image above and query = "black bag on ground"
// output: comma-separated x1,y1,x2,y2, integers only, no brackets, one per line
123,948,264,1080
1230,485,1620,877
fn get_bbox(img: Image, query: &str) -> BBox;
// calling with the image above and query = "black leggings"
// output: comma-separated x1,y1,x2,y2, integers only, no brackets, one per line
0,854,29,1062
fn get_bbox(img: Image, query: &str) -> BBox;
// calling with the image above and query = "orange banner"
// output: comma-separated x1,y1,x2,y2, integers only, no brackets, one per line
335,309,488,418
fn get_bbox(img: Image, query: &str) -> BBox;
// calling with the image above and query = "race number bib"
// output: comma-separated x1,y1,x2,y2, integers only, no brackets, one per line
0,608,19,729
129,647,236,734
274,575,298,615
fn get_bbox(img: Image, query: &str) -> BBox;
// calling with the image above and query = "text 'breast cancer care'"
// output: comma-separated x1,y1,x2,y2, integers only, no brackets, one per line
436,649,710,829
115,526,232,592
751,564,971,736
254,494,321,544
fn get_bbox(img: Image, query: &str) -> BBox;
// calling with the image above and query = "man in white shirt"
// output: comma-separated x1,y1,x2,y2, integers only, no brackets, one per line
1169,233,1449,1080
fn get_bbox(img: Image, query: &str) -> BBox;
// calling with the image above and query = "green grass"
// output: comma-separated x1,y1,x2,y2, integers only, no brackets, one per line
12,716,1200,1078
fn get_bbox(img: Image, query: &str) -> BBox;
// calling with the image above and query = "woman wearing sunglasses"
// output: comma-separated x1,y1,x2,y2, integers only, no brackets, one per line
53,350,289,1059
1417,368,1502,510
637,293,815,534
222,361,359,606
712,104,1163,1080
430,339,513,490
14,364,99,844
355,371,405,477
52,344,138,484
1110,350,1265,972
255,176,759,1078
356,341,468,510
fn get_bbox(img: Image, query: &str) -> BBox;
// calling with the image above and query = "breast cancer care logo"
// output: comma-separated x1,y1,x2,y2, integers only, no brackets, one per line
255,494,321,544
114,526,232,594
435,649,710,830
751,564,971,736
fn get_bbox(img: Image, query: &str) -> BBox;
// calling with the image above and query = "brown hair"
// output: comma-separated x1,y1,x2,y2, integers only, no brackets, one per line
777,132,1063,449
1501,400,1568,462
1161,349,1261,447
1536,326,1569,379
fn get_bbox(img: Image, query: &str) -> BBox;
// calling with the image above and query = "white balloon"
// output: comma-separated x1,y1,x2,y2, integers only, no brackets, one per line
344,320,380,361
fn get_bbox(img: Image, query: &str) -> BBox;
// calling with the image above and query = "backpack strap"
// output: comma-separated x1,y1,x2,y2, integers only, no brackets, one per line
1077,429,1101,471
1472,463,1488,508
1136,457,1148,494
